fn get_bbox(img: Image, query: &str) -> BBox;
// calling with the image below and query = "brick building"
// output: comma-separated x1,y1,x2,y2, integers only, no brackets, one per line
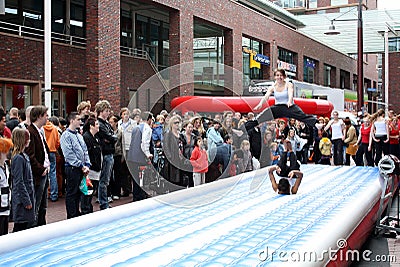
0,0,378,116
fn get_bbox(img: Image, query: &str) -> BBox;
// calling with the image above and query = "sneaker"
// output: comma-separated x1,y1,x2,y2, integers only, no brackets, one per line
112,195,120,200
107,197,113,203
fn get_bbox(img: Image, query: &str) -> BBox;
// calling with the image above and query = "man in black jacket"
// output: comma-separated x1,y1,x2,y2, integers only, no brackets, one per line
95,100,117,210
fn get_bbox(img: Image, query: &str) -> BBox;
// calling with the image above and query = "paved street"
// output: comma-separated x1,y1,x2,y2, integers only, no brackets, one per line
7,195,133,233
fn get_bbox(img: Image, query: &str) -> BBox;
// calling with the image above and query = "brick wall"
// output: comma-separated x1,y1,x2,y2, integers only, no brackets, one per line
86,0,121,108
121,55,164,112
0,34,86,84
0,0,379,113
384,53,400,114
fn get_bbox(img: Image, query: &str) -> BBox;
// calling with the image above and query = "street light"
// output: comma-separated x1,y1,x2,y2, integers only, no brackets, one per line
324,0,364,114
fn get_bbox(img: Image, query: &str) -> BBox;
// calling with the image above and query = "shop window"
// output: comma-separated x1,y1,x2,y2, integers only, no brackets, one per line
5,84,32,111
242,36,263,82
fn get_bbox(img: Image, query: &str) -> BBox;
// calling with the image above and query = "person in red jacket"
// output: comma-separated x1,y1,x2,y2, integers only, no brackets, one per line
190,136,208,186
0,108,11,138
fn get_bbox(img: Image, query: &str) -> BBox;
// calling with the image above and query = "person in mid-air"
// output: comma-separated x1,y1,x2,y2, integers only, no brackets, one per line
253,69,316,129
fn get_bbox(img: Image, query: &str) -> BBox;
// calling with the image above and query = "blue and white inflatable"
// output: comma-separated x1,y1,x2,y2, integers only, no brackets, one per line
0,164,390,266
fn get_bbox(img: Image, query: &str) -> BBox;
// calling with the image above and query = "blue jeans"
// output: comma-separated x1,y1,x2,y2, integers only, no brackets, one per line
99,154,114,210
48,152,58,201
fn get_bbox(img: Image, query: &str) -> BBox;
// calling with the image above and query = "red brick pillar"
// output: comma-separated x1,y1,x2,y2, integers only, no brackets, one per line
168,9,194,108
297,55,303,82
86,0,121,109
224,29,242,96
262,42,271,80
270,41,278,78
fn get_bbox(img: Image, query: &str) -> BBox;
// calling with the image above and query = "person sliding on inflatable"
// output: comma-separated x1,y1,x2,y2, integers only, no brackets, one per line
253,69,316,128
268,140,303,195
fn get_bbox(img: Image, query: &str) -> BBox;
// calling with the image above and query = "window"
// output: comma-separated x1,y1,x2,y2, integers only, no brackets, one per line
121,9,133,48
388,37,400,52
52,0,66,34
303,57,316,83
5,84,32,111
308,0,317,8
324,64,332,87
278,48,295,64
242,36,263,82
282,0,305,8
70,0,85,37
331,0,348,6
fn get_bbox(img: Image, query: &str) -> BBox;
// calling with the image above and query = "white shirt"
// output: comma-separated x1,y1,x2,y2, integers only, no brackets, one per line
140,122,153,158
34,123,50,169
374,120,387,136
331,120,344,140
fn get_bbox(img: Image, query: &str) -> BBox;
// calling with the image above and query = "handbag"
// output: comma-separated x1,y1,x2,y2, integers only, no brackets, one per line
79,176,94,195
87,170,101,181
346,144,359,156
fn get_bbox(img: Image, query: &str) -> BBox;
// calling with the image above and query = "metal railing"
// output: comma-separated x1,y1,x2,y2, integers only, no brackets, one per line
0,20,169,90
120,46,147,58
0,20,86,47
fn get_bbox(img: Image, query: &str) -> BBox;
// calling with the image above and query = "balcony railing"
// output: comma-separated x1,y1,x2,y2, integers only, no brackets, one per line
0,20,86,47
120,46,147,58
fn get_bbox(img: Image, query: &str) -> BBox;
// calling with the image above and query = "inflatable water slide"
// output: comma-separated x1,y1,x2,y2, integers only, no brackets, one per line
0,163,396,266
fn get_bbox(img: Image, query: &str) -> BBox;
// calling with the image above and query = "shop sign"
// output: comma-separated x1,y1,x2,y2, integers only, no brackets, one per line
243,47,270,67
246,80,274,95
277,60,297,73
242,47,255,54
254,54,270,65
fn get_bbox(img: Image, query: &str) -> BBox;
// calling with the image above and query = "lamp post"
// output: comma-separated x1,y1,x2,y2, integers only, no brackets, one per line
356,0,363,114
325,0,363,114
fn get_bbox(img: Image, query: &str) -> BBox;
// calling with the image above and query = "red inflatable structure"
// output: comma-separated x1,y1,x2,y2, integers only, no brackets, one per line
171,96,334,118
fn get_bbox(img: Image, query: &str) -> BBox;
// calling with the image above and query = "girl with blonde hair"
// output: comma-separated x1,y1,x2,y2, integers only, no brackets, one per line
11,128,35,232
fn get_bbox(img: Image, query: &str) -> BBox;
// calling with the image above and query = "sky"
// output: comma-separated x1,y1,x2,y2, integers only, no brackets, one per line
378,0,400,10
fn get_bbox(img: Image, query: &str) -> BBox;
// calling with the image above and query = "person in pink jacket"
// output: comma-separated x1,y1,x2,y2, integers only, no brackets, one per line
190,137,208,186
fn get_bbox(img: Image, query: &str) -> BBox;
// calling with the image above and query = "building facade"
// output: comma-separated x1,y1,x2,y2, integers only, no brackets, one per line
272,0,388,113
0,0,378,115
